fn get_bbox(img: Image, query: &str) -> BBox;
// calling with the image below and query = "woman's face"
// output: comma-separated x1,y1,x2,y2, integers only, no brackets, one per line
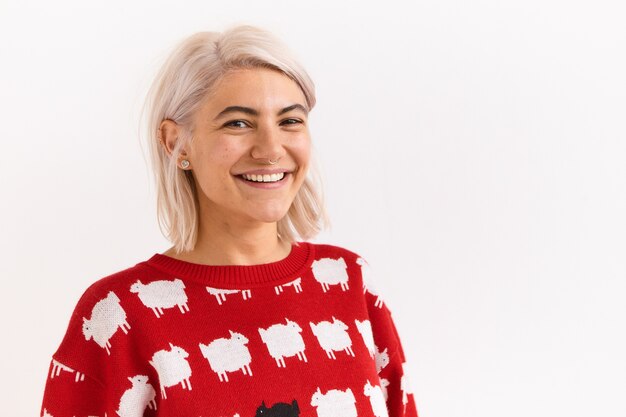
179,67,311,227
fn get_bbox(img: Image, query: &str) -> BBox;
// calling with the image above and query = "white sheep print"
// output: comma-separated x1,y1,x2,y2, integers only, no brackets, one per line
40,242,419,417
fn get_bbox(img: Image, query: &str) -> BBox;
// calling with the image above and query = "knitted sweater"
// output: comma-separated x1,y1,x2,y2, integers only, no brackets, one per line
40,241,419,417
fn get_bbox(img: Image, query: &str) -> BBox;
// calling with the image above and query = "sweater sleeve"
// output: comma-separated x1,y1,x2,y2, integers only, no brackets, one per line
40,357,107,417
358,256,420,417
40,284,112,417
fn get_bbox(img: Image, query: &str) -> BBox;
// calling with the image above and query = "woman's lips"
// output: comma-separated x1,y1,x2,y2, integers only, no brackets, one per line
235,172,291,189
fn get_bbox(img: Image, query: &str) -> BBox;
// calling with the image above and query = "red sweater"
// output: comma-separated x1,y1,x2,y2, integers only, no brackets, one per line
40,241,419,417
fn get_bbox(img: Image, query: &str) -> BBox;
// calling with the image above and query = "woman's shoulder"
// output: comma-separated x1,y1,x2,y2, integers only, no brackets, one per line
50,259,154,377
305,241,385,297
304,241,375,283
67,258,155,316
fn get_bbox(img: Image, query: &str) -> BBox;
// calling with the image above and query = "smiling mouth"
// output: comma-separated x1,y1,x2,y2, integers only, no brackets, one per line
237,172,289,183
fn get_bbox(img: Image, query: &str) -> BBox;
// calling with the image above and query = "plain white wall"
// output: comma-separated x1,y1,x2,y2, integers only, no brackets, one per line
1,0,625,416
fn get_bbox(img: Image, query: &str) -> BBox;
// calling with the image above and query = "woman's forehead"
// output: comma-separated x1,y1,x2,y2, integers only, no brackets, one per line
201,71,307,116
214,68,301,95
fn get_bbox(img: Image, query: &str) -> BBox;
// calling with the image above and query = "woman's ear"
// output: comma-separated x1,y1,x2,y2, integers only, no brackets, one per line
158,119,189,163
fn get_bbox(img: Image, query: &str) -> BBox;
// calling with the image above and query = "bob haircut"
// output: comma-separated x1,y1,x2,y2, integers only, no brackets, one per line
141,24,330,254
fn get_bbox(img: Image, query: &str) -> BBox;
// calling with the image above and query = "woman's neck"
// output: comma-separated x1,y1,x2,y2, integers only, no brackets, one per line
162,221,291,266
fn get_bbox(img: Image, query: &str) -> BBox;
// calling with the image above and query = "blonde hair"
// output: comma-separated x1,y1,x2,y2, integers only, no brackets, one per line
140,24,330,254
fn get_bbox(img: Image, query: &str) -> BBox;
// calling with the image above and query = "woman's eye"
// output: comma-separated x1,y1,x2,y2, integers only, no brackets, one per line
224,119,303,128
225,120,249,128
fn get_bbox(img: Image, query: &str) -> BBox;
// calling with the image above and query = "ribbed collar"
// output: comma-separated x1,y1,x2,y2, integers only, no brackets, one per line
140,241,314,288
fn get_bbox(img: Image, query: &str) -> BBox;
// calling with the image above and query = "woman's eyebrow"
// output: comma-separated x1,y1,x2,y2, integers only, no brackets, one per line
213,103,308,121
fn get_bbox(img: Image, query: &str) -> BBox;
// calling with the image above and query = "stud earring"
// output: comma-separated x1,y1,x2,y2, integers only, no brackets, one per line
181,160,190,169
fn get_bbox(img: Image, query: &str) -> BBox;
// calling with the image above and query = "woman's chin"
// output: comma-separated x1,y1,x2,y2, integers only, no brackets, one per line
245,207,290,224
257,212,289,224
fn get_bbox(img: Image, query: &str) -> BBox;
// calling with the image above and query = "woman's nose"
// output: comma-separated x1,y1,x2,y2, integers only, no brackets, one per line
250,124,285,161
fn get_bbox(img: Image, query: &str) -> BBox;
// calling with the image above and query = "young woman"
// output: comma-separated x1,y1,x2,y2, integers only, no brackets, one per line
40,24,419,417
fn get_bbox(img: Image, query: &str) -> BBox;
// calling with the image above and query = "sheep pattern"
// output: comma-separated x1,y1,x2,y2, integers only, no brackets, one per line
116,375,157,417
81,291,130,355
254,400,300,417
375,344,391,374
149,342,193,399
274,276,303,294
311,256,351,292
42,406,108,417
363,379,389,417
259,318,308,367
206,286,252,305
379,377,391,401
310,387,358,417
130,279,189,318
358,257,385,308
43,251,414,417
50,359,85,382
355,318,376,357
401,361,414,407
309,317,355,359
199,330,253,382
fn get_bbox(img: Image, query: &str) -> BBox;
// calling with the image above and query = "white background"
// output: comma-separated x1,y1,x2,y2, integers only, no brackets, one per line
1,0,625,416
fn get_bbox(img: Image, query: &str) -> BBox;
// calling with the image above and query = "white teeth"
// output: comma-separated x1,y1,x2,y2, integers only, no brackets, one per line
241,172,286,182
